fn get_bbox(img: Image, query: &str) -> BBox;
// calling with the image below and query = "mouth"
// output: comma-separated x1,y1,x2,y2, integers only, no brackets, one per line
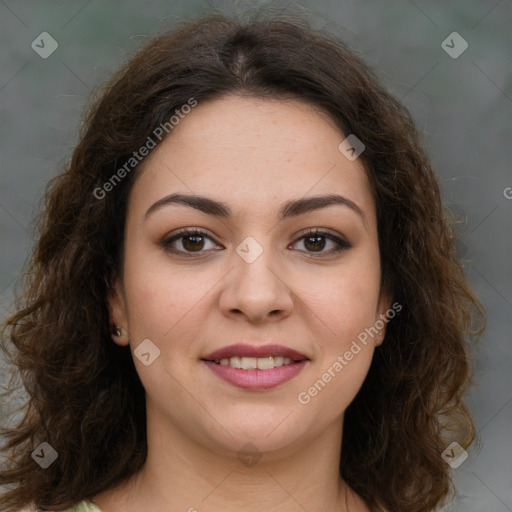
201,343,309,369
201,343,310,390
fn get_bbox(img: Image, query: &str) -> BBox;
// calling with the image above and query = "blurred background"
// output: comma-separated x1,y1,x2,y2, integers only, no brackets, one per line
0,1,510,510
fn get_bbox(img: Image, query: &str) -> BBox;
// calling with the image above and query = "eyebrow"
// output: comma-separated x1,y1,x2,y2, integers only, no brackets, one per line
145,193,367,227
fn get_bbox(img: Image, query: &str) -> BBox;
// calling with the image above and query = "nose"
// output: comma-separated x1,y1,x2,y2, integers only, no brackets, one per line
219,245,294,324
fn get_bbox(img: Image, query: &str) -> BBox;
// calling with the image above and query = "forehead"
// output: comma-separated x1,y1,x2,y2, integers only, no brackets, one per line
129,95,376,224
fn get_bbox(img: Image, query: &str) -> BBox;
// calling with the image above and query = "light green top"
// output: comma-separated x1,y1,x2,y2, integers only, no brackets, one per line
21,502,102,512
72,501,103,512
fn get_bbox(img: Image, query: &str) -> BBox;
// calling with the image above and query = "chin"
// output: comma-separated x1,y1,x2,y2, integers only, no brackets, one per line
200,414,309,457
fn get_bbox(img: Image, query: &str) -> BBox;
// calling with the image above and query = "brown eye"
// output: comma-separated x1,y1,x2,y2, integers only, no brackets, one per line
303,234,327,252
291,229,352,256
162,229,221,256
181,234,205,252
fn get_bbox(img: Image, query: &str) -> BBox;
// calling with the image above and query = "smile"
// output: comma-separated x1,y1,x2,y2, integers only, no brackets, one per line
201,343,310,389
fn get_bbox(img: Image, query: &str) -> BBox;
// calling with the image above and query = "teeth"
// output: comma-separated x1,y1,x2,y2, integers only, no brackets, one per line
214,356,296,369
274,356,284,367
256,357,274,370
231,356,242,369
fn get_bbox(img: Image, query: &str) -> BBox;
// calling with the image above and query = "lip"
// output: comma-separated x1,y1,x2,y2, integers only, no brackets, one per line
202,360,308,390
201,343,310,391
202,344,309,362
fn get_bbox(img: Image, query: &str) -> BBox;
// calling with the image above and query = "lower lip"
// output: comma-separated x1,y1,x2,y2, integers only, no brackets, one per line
202,360,308,390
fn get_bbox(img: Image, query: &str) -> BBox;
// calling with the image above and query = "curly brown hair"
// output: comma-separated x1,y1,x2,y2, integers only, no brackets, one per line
0,12,484,512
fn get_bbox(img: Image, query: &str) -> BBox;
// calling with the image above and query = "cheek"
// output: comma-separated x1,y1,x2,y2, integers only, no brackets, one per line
303,259,382,342
312,261,381,410
121,245,200,341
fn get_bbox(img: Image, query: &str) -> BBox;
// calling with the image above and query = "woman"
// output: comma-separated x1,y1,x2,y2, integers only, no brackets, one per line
1,12,484,512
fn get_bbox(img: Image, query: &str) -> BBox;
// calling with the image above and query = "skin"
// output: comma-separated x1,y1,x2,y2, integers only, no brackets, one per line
94,95,390,512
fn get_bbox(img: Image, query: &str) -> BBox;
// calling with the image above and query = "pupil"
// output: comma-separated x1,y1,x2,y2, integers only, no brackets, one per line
183,235,204,251
305,235,325,251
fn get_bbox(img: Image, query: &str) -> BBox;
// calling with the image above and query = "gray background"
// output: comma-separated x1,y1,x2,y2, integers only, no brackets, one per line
0,0,511,510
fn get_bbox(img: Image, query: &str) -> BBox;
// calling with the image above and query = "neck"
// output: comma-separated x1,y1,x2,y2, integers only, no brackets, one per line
94,406,367,512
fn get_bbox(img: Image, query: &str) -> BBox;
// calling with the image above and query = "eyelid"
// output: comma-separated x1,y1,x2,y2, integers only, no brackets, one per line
295,227,348,241
161,227,221,251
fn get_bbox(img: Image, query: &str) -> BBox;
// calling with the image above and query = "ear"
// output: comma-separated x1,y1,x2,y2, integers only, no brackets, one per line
107,277,130,347
374,288,393,347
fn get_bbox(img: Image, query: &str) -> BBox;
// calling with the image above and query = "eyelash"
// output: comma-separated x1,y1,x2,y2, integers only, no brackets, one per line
161,228,352,258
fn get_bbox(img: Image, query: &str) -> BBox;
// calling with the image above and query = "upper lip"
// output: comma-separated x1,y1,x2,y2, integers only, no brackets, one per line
202,344,309,362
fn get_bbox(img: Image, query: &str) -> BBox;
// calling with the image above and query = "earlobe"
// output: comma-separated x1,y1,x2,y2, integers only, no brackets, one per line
375,290,393,347
106,277,130,347
110,322,129,346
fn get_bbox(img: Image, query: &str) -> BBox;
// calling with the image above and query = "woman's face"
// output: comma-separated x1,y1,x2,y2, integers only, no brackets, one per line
109,95,390,459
